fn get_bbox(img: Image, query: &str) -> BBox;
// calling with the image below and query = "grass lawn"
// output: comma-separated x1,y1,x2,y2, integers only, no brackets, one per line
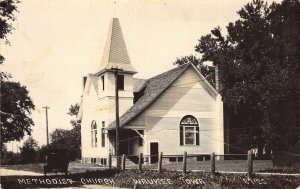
2,159,298,175
126,159,274,172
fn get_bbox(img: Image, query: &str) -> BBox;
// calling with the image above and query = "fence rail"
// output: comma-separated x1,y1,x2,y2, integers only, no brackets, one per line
108,150,255,179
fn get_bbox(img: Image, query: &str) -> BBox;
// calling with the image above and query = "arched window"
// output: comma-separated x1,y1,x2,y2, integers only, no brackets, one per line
180,115,199,145
91,120,97,147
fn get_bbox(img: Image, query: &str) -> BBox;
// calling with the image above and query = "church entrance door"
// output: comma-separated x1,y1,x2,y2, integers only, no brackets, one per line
150,142,159,163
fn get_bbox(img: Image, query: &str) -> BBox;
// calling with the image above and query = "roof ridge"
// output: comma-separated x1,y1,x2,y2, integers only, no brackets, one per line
148,63,191,80
141,63,190,88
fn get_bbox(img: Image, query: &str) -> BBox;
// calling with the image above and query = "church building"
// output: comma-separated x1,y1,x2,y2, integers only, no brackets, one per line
77,18,224,165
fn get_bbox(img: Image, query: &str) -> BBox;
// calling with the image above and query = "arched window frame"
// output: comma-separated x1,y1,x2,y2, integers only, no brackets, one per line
180,115,199,146
91,120,97,147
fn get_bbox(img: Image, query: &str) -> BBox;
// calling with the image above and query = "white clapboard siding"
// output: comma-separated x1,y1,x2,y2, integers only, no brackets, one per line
81,73,135,160
128,66,223,155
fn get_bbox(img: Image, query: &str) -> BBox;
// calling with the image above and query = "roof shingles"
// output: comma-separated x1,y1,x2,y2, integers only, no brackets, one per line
133,78,147,93
108,63,190,129
96,18,137,74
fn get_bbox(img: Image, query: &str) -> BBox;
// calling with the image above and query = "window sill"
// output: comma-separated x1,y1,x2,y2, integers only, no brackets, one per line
179,145,200,147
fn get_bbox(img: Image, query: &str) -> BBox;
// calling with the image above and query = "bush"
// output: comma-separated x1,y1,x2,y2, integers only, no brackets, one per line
273,151,300,167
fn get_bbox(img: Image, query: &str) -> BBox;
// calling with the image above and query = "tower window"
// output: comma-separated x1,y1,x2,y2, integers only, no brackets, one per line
117,75,124,90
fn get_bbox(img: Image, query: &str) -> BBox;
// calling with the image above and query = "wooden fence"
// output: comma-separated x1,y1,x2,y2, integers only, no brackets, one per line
108,150,255,179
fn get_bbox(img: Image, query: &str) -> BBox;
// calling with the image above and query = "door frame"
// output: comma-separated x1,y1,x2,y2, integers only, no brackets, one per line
149,142,159,164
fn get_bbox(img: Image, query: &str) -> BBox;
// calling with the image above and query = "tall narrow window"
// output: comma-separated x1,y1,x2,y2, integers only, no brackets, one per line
117,75,124,90
101,75,105,91
180,115,199,146
101,121,105,147
91,120,97,147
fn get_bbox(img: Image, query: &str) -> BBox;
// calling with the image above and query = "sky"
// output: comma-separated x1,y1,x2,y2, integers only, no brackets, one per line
1,0,281,151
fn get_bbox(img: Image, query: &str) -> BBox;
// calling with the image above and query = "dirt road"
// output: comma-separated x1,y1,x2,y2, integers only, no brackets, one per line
0,168,43,176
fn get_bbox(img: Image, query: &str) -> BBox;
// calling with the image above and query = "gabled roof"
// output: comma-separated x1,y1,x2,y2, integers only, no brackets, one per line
108,63,191,129
95,18,137,75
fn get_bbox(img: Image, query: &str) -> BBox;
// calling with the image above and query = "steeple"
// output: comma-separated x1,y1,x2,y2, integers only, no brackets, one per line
96,18,137,75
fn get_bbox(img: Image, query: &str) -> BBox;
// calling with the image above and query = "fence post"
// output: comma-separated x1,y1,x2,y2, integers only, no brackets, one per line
138,153,143,171
122,154,126,172
247,150,253,179
158,152,163,172
211,152,215,174
108,154,112,169
182,151,187,176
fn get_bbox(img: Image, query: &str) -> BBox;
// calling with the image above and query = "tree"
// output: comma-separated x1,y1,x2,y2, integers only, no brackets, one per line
0,0,19,42
67,103,81,159
0,0,35,152
35,145,48,163
50,128,70,149
20,136,39,163
0,0,19,79
50,126,80,160
67,103,79,116
1,81,35,143
69,122,81,159
0,143,7,159
49,103,81,160
174,55,215,87
194,0,299,157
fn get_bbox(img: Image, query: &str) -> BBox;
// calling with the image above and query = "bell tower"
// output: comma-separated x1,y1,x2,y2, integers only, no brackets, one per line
95,18,137,124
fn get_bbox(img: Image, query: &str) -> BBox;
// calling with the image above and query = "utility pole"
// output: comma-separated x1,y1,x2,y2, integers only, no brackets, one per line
43,106,50,146
111,67,123,169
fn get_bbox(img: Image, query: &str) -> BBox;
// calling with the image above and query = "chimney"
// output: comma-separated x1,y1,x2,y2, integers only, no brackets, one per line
83,76,87,91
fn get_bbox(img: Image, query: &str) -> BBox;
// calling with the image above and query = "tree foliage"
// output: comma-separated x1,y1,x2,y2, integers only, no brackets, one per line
0,0,19,75
50,128,71,148
0,0,35,151
174,55,215,87
0,81,35,143
194,0,299,153
19,136,39,163
67,103,79,116
49,103,81,160
0,143,7,158
0,0,19,41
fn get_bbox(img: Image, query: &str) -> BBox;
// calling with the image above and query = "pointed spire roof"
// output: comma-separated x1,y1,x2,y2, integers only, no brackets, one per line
95,18,137,75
